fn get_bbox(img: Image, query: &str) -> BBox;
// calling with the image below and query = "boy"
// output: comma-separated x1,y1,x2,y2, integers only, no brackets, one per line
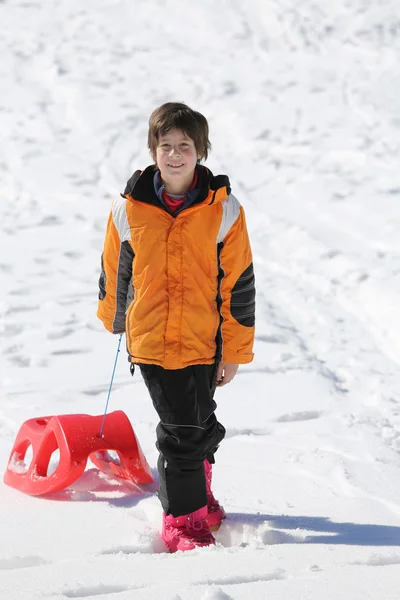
97,102,255,552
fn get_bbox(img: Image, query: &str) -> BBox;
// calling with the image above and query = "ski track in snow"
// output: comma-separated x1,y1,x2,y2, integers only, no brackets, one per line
2,0,400,598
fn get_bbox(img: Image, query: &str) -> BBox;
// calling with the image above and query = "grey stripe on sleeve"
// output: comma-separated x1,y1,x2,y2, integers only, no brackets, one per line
112,240,134,334
216,194,241,244
112,198,131,243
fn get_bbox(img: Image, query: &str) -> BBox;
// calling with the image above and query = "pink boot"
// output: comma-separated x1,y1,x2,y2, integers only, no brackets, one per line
162,506,215,553
204,459,226,531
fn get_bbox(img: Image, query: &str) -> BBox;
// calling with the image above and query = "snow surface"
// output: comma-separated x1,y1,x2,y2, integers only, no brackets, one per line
2,0,400,598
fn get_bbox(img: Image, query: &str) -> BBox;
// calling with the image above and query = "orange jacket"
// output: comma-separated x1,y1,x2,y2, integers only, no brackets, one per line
97,166,255,369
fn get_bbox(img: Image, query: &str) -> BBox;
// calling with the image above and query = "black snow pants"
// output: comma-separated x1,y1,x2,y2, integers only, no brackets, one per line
139,363,226,517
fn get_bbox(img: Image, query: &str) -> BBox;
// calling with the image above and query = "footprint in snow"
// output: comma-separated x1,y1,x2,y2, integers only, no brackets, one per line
99,536,167,555
214,513,302,548
62,584,137,598
276,410,322,422
352,554,400,567
51,348,91,356
196,569,286,589
224,427,271,439
6,304,40,315
0,556,49,570
255,333,288,344
200,587,234,599
47,327,75,340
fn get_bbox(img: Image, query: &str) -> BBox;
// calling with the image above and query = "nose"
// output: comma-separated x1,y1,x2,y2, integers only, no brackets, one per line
168,146,181,157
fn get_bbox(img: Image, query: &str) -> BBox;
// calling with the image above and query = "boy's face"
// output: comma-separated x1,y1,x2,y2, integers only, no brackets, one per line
155,128,200,189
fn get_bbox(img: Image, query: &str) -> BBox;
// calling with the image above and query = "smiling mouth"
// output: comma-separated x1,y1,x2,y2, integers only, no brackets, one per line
168,164,184,169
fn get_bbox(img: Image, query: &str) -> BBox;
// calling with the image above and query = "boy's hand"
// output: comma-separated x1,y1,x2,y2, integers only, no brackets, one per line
216,362,239,387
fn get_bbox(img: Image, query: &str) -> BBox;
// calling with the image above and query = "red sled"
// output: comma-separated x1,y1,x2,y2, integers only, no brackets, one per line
3,410,153,496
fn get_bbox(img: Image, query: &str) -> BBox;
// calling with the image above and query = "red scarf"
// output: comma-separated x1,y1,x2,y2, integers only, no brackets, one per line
162,171,198,213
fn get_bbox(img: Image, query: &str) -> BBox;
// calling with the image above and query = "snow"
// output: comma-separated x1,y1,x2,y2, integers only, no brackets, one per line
2,0,400,597
7,452,30,474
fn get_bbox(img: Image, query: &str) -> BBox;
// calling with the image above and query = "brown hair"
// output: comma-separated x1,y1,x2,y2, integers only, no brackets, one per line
148,102,211,162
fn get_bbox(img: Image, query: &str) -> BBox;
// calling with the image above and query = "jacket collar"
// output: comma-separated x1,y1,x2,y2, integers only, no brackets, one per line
122,165,231,208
